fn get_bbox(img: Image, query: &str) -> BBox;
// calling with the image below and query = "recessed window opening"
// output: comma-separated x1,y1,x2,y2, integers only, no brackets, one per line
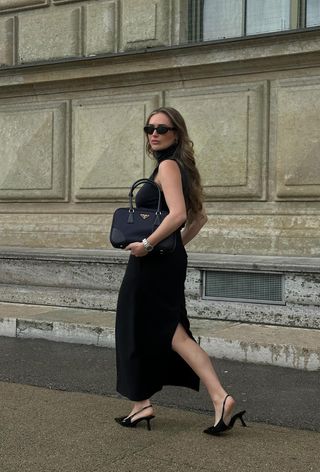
188,0,320,43
203,270,285,305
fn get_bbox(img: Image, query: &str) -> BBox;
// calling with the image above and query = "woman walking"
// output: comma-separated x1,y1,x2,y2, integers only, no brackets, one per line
115,107,246,435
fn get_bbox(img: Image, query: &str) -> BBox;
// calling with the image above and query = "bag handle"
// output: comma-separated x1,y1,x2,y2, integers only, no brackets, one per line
128,178,162,213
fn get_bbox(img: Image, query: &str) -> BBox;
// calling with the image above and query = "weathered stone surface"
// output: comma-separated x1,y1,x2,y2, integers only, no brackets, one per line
0,209,320,255
285,274,320,306
187,294,320,329
0,17,14,66
84,0,118,55
167,82,267,199
0,0,48,12
0,285,117,311
0,258,124,291
171,0,188,45
0,101,67,200
18,6,81,62
197,321,320,371
0,2,320,310
1,249,320,329
121,0,170,50
0,213,108,248
0,317,16,337
2,304,320,369
72,93,160,200
186,214,320,256
272,77,320,199
53,0,82,3
16,318,107,345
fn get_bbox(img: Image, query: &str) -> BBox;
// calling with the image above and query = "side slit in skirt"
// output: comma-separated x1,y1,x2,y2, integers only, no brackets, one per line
115,234,200,401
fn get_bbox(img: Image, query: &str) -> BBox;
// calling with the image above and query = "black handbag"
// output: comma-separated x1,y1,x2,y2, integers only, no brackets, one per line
109,178,176,254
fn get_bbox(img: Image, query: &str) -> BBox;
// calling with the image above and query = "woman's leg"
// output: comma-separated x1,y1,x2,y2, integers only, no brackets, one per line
172,323,235,425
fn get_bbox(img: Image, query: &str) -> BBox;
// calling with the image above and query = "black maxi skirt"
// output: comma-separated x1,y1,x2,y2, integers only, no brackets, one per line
115,233,200,401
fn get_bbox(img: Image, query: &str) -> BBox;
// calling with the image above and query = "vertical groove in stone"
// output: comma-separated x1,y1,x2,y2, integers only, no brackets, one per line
12,15,18,65
114,0,119,53
0,16,15,66
66,99,72,204
71,7,82,57
81,4,87,58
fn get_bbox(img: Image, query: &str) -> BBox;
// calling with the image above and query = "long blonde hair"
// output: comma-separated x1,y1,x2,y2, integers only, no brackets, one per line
145,107,204,224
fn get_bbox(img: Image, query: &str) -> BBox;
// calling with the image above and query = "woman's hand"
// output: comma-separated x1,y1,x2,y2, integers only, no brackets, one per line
125,242,148,257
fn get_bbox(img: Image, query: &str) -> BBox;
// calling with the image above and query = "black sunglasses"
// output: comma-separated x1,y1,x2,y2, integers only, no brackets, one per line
144,124,176,135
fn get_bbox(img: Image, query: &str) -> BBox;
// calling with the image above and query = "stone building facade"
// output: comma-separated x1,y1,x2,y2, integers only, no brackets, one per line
0,0,320,329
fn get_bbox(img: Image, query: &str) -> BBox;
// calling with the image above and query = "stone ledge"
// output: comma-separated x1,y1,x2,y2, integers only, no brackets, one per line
0,246,320,272
1,248,320,329
0,302,319,371
0,0,48,14
1,29,320,88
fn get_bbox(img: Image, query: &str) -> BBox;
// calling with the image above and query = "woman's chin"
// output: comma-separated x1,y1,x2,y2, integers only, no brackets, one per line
150,144,161,151
151,143,171,151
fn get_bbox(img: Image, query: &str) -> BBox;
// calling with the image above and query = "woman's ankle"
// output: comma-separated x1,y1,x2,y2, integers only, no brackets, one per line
132,400,152,412
212,393,234,410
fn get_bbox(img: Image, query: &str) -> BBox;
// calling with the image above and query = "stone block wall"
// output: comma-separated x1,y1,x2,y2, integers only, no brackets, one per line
0,0,188,66
0,0,320,327
0,1,320,256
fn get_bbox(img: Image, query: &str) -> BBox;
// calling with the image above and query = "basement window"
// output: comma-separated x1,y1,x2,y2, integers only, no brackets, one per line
203,270,285,305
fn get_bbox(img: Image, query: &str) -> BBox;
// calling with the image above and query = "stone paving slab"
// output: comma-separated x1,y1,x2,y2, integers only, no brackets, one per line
0,381,319,472
192,318,320,371
0,302,319,371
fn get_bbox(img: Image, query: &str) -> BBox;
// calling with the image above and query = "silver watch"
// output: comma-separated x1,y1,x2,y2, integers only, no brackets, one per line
142,238,154,252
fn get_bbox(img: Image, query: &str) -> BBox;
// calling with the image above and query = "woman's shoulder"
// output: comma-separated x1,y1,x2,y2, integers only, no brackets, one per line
158,158,180,172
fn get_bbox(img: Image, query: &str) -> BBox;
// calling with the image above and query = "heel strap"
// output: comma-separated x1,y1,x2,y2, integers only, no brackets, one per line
221,395,230,417
127,404,153,420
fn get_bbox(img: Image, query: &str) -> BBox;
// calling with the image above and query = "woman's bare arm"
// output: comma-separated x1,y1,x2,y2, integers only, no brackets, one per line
181,210,208,246
147,159,187,247
126,160,186,256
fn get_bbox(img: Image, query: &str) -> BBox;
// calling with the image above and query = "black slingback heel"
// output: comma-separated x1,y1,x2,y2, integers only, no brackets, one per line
115,405,155,431
203,395,247,436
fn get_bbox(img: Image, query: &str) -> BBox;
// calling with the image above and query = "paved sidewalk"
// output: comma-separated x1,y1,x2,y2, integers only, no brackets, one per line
0,302,319,371
0,381,318,472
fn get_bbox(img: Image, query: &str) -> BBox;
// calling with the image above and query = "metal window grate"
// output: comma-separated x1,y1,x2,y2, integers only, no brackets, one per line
203,270,284,305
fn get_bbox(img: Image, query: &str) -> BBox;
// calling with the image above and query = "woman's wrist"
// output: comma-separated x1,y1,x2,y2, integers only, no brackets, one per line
142,238,154,252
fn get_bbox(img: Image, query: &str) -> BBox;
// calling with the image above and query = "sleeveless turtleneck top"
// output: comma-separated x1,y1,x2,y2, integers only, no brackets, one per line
135,144,189,211
154,143,178,164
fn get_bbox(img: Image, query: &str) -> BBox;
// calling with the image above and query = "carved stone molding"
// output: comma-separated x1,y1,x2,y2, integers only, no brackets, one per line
72,92,161,201
121,0,171,51
53,0,83,4
0,101,68,201
0,17,14,66
0,0,48,14
271,76,320,200
83,0,118,56
18,6,81,63
167,82,267,200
